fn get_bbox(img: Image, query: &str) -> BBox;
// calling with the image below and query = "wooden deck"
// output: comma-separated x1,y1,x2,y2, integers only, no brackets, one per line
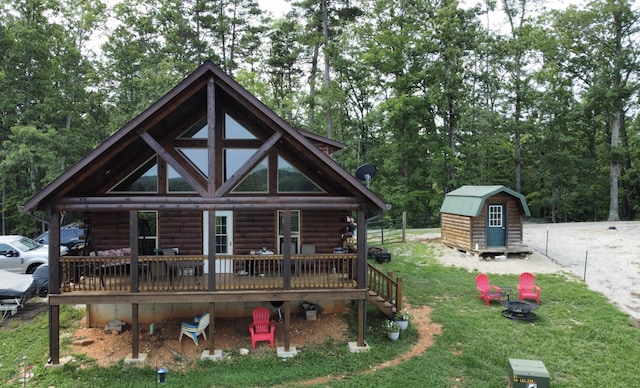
58,254,358,293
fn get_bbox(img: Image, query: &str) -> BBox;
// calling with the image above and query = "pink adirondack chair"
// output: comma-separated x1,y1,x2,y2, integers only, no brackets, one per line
517,272,541,304
475,273,502,306
248,306,276,349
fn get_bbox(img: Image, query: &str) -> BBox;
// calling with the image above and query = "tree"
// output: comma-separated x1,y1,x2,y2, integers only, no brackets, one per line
547,0,640,221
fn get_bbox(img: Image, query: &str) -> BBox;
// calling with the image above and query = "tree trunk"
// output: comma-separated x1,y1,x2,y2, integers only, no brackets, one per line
308,44,319,126
322,0,332,139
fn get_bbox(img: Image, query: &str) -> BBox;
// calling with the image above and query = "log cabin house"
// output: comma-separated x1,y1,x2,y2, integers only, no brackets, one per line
22,60,391,363
440,185,531,257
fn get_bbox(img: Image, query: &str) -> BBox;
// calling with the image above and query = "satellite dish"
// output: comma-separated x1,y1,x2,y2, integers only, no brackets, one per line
355,164,377,188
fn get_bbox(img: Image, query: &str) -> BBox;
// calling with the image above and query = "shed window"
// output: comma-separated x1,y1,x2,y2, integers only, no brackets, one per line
488,205,503,227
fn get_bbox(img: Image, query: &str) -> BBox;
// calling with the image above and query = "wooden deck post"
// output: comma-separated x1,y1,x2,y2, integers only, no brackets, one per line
130,211,139,293
357,208,367,346
283,210,292,290
132,303,139,359
49,210,61,364
209,302,215,350
130,211,139,359
283,301,291,352
207,211,216,291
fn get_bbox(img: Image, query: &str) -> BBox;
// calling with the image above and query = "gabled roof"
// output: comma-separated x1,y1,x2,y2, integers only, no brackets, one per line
440,185,530,217
23,60,387,212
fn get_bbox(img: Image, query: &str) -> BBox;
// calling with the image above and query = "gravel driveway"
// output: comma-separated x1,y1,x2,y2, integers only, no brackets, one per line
523,221,640,321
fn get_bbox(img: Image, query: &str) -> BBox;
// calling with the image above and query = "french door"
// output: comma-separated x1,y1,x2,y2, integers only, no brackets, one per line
203,211,233,273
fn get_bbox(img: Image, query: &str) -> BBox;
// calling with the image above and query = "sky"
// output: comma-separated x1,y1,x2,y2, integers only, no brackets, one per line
258,0,291,18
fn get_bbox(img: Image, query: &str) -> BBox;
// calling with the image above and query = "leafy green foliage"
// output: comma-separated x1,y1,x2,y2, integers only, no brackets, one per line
2,0,640,237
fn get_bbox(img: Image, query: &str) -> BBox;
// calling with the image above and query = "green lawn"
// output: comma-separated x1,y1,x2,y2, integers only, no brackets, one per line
1,240,638,387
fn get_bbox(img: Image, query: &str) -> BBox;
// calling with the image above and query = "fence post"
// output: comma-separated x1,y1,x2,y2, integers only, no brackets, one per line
402,212,406,242
396,277,403,312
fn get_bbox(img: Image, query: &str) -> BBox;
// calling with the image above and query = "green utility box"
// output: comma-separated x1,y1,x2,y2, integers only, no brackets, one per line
508,358,550,388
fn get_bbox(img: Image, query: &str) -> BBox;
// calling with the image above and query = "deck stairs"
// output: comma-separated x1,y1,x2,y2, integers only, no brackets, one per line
366,262,402,318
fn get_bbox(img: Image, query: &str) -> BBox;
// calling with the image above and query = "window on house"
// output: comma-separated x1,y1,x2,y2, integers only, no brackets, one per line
224,114,256,139
138,211,157,255
111,157,158,192
277,156,324,193
278,210,300,254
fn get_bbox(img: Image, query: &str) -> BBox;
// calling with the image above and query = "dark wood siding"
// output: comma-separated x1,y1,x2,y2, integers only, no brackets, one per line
234,210,276,254
158,211,202,254
234,209,347,254
301,210,347,253
88,211,130,251
83,209,349,255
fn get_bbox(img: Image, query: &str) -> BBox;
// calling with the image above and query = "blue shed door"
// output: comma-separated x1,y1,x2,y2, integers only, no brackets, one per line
486,204,506,247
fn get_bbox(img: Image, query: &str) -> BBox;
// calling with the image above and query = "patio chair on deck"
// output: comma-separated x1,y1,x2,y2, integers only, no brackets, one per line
179,312,209,345
517,272,541,304
475,273,502,306
248,306,275,348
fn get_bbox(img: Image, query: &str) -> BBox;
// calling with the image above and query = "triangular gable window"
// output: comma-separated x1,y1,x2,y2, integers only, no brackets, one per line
224,148,256,181
179,117,207,139
277,156,324,193
224,114,256,139
231,157,268,193
178,148,208,177
111,158,158,192
167,165,197,192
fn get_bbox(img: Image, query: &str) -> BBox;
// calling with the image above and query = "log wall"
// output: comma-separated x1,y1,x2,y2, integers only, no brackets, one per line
85,209,349,256
441,213,472,250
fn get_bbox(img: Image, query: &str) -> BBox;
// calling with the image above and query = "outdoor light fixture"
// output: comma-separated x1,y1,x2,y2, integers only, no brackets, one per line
157,368,167,383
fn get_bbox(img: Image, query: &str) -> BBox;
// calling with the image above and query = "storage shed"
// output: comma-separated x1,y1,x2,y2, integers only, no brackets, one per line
440,185,531,256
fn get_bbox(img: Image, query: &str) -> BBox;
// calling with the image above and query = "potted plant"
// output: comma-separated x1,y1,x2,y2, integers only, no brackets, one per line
382,320,400,341
394,309,413,331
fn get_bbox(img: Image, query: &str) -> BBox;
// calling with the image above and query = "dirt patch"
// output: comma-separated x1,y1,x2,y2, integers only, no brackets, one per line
68,309,348,371
65,304,442,383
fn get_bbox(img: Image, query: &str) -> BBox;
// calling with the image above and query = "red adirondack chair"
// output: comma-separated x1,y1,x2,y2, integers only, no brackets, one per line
248,306,276,349
517,272,541,304
475,273,503,306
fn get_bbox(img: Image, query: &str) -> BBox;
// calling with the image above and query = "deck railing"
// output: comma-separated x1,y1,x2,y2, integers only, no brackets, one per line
58,254,358,293
367,264,403,312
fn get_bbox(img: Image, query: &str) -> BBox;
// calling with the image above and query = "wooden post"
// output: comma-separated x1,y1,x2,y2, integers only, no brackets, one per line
130,211,139,293
209,302,215,350
130,212,139,359
357,207,367,346
49,210,60,364
208,211,216,291
283,301,291,351
402,211,407,242
49,305,60,364
283,210,292,290
207,77,216,193
132,303,139,359
357,299,365,346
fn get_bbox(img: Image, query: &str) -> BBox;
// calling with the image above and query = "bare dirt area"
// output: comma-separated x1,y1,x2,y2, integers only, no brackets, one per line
421,221,640,321
68,309,349,371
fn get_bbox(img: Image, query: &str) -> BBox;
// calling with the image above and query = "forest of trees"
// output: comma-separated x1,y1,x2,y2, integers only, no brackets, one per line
1,0,639,236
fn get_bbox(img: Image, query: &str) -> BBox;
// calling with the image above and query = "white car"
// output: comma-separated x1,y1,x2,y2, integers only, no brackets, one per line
0,235,68,274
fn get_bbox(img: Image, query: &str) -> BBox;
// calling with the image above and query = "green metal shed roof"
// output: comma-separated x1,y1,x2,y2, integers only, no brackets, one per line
440,185,531,217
